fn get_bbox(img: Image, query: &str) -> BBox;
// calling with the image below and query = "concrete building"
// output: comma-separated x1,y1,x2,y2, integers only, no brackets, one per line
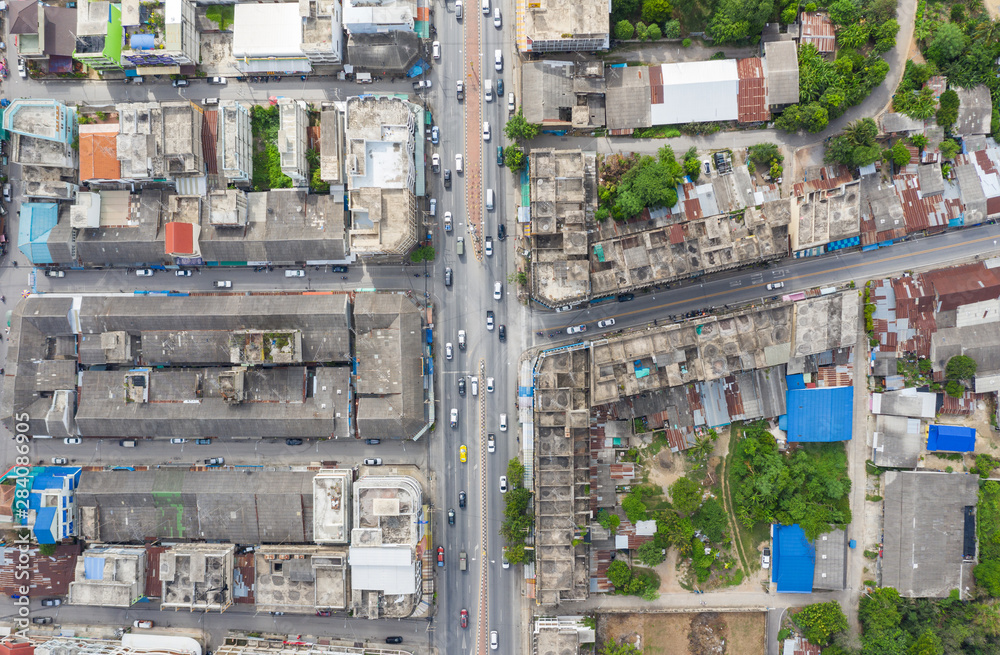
9,0,77,72
301,0,345,66
74,0,125,73
218,101,254,185
954,85,992,137
343,0,416,33
521,60,606,129
0,634,205,655
882,471,978,597
255,545,349,614
3,98,78,144
354,294,428,440
345,96,421,256
764,41,800,108
533,617,597,655
792,181,861,252
119,0,200,74
345,31,422,74
160,543,235,612
314,469,352,545
278,98,310,187
320,108,345,185
1,466,81,545
68,546,147,608
74,469,319,543
348,475,425,619
1,294,353,440
116,101,204,183
515,0,609,53
233,2,312,73
215,637,404,655
79,123,122,185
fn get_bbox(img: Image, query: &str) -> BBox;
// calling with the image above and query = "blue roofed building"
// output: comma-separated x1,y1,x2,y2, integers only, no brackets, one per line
1,98,78,144
771,524,816,593
18,203,61,264
927,424,976,452
1,465,82,544
784,386,854,442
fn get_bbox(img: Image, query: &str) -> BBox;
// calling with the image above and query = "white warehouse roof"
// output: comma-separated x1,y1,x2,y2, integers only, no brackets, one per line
233,3,304,58
349,545,417,595
651,60,739,126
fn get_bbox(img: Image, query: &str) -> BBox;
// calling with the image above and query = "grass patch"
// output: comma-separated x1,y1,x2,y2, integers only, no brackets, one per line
632,126,681,139
205,5,235,30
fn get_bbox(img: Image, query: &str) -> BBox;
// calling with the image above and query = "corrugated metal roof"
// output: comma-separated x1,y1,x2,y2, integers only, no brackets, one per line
736,58,769,123
771,524,815,593
799,12,835,52
649,60,739,125
785,386,854,442
927,424,976,452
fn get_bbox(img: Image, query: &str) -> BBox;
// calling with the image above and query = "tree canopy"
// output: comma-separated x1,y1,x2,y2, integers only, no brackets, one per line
504,109,539,142
825,118,883,169
598,146,685,221
793,601,848,646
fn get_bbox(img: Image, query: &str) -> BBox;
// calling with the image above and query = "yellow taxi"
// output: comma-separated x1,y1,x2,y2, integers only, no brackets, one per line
460,444,468,463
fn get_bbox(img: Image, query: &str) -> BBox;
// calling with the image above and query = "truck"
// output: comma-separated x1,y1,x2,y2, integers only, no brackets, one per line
456,237,465,256
459,550,467,571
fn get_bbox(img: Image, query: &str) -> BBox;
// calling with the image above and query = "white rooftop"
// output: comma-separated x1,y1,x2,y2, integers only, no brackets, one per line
348,544,416,594
233,3,304,57
651,60,739,125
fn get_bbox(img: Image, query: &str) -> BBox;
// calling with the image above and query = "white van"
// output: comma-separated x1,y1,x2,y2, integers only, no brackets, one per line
285,269,306,277
456,0,462,18
429,198,437,217
486,189,495,210
484,79,493,102
494,49,503,72
482,0,489,13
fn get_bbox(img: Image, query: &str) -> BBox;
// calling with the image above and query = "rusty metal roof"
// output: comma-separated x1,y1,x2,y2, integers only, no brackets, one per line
799,12,836,52
736,58,769,123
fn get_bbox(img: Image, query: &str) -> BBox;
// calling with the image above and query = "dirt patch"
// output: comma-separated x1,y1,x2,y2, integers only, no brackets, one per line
987,0,1000,22
647,449,686,492
907,35,926,64
602,612,765,655
651,548,689,593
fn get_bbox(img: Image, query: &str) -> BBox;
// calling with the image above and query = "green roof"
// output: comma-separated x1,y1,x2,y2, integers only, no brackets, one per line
104,4,124,63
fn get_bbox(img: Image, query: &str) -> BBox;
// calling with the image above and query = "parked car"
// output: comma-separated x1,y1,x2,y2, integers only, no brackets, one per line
133,620,153,629
203,98,220,106
284,269,306,277
499,476,508,493
508,92,516,112
213,280,232,288
431,125,439,144
767,281,785,290
196,438,212,445
170,438,187,444
64,437,82,445
3,183,11,202
172,78,190,87
617,293,635,302
386,636,404,645
316,610,332,617
432,153,440,172
332,265,349,273
32,617,52,625
499,413,508,431
135,268,154,277
41,598,62,607
364,458,383,466
50,457,67,465
437,546,445,567
365,439,381,445
502,546,510,569
45,270,64,278
17,59,26,79
432,41,441,59
567,324,587,334
285,438,303,446
597,318,616,328
208,76,227,85
762,547,771,569
175,270,192,277
204,457,224,466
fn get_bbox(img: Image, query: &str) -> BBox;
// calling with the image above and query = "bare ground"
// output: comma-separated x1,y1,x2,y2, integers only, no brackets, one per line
601,612,765,655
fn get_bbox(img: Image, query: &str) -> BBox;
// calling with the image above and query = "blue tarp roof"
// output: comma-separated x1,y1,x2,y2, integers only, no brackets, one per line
771,524,815,593
84,557,106,580
34,506,57,544
927,424,976,452
785,386,854,442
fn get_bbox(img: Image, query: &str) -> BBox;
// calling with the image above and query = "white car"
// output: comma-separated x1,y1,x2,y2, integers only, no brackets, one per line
17,59,26,79
432,41,441,59
208,76,227,85
498,477,507,493
455,154,464,173
767,281,785,290
508,92,516,112
566,324,587,334
482,0,489,13
451,408,459,428
175,270,192,277
213,280,232,288
170,438,187,444
485,80,494,102
493,7,501,27
486,311,495,331
456,79,464,99
284,269,306,277
444,212,452,231
485,236,493,256
45,270,65,278
446,342,453,360
499,413,507,431
494,49,503,72
64,437,82,445
761,547,771,569
483,121,491,141
494,282,502,300
488,433,496,453
502,546,510,568
597,318,616,328
471,377,479,396
135,269,154,277
486,377,494,392
432,153,440,171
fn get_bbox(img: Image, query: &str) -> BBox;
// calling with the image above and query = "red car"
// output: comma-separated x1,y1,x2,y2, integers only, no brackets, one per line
437,546,445,567
461,608,469,628
316,610,332,617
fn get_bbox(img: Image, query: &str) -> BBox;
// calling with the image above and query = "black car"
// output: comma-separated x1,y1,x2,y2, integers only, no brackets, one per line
196,438,212,445
332,265,348,273
497,78,504,95
444,169,452,188
448,508,456,525
366,439,381,445
459,490,467,508
617,293,635,302
32,617,52,625
285,438,303,446
498,324,506,341
497,223,506,240
41,599,62,607
458,378,466,395
386,637,403,644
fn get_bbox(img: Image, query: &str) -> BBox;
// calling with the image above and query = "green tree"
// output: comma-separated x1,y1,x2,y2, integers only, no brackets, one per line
641,0,671,24
708,0,774,44
838,23,871,49
859,587,901,633
862,629,910,655
622,492,649,523
946,355,977,380
927,23,968,65
663,19,681,38
978,453,997,479
975,560,1000,596
669,476,702,515
936,89,960,129
874,19,900,53
607,559,632,589
410,245,435,262
888,140,912,167
939,138,961,160
656,512,694,554
793,601,848,646
635,21,648,40
945,380,966,398
600,639,643,655
646,22,662,40
615,20,635,40
598,509,621,532
504,542,532,564
507,458,526,488
504,146,525,171
908,629,944,655
38,543,57,556
691,497,728,542
748,142,782,167
828,0,857,25
504,109,539,142
636,541,666,566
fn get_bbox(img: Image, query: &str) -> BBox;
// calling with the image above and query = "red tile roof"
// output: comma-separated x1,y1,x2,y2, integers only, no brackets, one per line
792,166,854,196
79,128,121,182
164,221,195,256
799,12,836,52
736,58,769,123
670,223,685,244
202,109,219,176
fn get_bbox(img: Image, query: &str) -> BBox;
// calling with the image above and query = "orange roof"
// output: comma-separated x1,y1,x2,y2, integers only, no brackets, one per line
165,222,195,256
79,129,121,182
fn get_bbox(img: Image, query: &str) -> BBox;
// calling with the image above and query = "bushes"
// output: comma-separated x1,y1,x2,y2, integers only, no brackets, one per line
500,458,534,563
663,19,681,38
615,20,635,40
607,560,660,596
825,118,883,170
937,89,960,130
792,601,848,646
597,146,685,221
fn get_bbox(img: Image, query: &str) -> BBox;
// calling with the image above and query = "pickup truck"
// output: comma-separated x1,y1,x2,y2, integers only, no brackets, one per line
413,80,432,90
460,550,467,571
